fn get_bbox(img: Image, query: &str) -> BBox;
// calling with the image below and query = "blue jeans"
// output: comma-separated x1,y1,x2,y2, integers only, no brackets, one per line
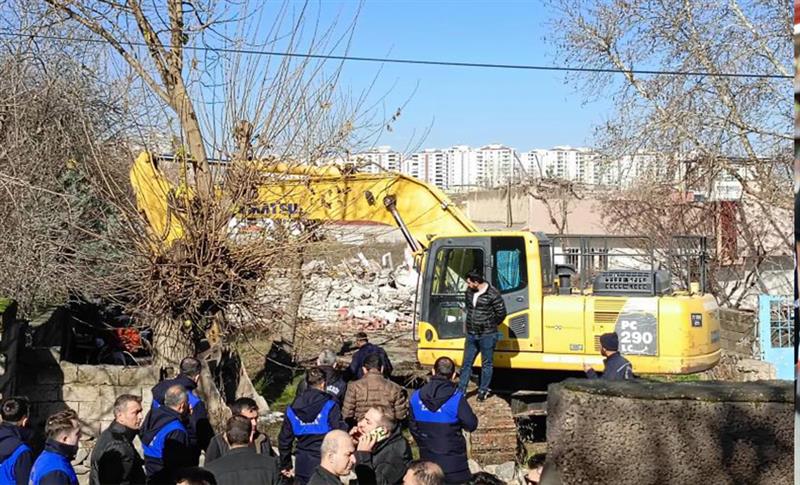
458,332,498,393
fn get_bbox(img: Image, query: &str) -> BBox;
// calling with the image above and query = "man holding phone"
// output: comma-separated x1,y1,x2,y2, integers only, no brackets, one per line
351,406,411,485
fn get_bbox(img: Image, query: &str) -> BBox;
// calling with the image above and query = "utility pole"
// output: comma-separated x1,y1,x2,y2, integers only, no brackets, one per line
506,176,513,228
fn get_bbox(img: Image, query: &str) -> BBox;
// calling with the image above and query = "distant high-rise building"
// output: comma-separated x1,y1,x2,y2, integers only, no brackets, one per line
349,145,402,173
403,149,450,189
446,145,478,192
475,144,516,187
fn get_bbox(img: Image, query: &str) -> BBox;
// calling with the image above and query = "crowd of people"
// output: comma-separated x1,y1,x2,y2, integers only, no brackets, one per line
0,271,633,485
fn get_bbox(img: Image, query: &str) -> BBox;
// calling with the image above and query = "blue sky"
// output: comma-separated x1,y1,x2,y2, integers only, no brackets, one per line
289,0,613,152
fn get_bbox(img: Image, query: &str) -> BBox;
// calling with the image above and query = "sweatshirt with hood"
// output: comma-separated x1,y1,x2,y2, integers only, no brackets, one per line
0,422,32,485
408,376,477,484
150,374,213,459
140,405,192,483
278,388,347,485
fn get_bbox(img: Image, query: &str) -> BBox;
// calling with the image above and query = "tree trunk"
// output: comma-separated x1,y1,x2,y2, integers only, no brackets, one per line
170,84,212,198
279,247,304,359
151,317,194,374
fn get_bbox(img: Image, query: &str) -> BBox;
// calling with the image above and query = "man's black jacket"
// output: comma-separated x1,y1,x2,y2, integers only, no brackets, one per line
89,421,146,485
205,430,274,464
204,446,281,485
348,343,393,380
464,285,507,335
354,425,412,485
586,352,635,380
307,466,342,485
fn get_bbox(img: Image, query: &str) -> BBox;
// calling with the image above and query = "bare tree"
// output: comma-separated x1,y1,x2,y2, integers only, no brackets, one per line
547,0,792,307
24,0,395,399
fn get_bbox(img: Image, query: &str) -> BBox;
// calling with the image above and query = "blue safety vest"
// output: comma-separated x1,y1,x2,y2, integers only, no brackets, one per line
410,390,461,424
0,443,30,484
152,390,201,410
28,450,77,485
286,400,335,436
142,420,187,459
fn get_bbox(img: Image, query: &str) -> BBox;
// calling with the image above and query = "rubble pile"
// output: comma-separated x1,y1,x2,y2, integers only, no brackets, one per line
298,253,417,332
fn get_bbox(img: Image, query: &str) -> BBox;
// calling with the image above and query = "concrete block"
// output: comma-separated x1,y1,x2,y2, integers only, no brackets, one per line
63,385,100,403
78,400,114,423
59,362,80,384
547,379,792,485
36,365,72,385
75,365,117,386
117,366,159,387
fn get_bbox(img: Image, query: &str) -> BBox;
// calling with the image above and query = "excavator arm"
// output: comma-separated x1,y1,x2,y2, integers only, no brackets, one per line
130,151,478,251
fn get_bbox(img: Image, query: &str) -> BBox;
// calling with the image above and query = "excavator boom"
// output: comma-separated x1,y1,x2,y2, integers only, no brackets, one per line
130,152,478,250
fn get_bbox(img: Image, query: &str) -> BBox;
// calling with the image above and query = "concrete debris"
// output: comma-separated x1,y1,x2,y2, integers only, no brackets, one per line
296,255,417,332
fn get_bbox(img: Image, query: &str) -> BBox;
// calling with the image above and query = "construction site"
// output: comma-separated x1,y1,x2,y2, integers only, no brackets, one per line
0,1,794,484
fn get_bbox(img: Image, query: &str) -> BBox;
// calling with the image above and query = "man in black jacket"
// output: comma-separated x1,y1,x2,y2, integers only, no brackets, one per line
458,269,506,401
278,368,347,485
205,398,273,464
141,385,194,484
584,333,634,380
348,333,393,381
296,350,347,405
205,415,280,485
0,397,32,485
352,406,411,485
307,430,355,485
90,394,146,485
150,357,213,464
409,357,478,485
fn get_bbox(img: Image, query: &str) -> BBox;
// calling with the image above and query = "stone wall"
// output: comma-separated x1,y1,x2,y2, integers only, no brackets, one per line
546,379,792,485
718,308,757,356
18,353,158,483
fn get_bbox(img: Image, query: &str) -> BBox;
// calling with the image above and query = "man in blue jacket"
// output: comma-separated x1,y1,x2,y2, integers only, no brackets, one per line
348,333,393,381
150,357,213,463
279,367,347,485
584,333,635,380
141,385,194,484
29,409,81,485
409,357,478,484
0,397,32,485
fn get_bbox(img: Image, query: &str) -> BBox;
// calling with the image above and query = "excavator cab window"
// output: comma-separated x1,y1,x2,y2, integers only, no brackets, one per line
428,247,483,339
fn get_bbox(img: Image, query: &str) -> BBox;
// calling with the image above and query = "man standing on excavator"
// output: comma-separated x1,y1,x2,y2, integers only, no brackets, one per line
458,269,507,401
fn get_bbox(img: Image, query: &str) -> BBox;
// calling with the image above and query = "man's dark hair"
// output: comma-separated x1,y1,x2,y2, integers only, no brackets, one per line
355,331,368,342
527,453,547,470
174,467,217,485
230,397,258,416
406,460,444,485
363,352,382,371
180,357,202,378
225,415,252,446
433,357,456,378
306,367,327,388
467,472,505,485
466,269,485,284
0,397,29,423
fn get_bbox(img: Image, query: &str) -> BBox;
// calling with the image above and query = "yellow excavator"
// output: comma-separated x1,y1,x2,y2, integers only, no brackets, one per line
130,152,721,376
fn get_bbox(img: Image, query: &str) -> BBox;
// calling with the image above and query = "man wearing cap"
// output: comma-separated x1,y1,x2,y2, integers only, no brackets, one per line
583,332,634,380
